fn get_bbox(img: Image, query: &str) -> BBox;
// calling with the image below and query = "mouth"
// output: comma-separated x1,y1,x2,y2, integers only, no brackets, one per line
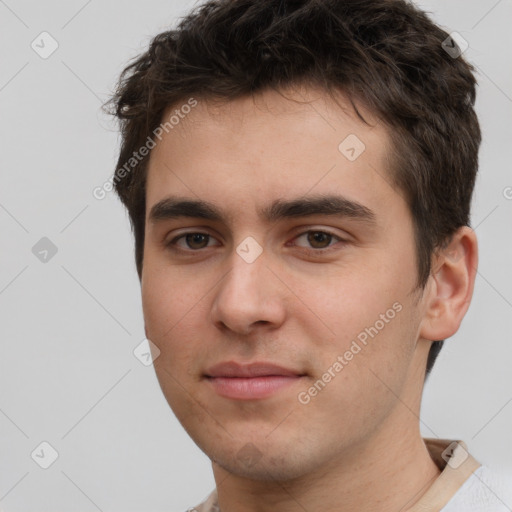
204,361,307,400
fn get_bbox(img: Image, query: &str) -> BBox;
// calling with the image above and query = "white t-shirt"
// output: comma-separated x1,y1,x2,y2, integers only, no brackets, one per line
189,438,512,512
440,465,512,512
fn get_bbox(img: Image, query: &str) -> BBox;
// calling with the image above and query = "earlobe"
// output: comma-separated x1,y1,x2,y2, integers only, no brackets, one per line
419,226,478,341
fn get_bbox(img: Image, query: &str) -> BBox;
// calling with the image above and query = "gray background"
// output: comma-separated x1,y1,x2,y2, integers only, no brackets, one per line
0,0,511,511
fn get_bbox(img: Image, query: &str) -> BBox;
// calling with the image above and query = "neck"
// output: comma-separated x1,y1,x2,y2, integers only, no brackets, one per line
212,424,440,512
211,343,440,512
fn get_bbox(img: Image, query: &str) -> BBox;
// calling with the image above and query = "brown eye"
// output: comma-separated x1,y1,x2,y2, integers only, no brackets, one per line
184,233,210,249
293,230,341,250
166,232,219,252
307,231,333,249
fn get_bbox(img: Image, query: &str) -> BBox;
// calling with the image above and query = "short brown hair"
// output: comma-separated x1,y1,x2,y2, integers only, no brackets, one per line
106,0,481,375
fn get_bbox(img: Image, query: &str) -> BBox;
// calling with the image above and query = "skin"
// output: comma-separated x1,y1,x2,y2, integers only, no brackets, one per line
141,84,478,512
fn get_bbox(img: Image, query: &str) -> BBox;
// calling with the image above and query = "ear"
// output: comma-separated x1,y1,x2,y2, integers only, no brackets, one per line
419,226,478,341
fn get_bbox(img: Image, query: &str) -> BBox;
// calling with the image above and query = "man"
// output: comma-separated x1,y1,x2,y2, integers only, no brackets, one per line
107,0,511,510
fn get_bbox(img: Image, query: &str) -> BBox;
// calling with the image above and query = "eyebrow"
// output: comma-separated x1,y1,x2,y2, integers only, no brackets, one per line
148,194,377,226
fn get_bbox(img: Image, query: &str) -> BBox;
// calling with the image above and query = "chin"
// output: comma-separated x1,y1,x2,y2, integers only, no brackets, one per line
204,435,328,483
214,454,313,482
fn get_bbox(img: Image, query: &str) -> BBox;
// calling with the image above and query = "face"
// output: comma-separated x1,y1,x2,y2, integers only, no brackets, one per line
141,86,431,481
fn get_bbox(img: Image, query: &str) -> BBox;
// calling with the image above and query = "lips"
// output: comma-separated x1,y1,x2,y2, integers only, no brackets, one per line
204,361,306,400
204,361,304,378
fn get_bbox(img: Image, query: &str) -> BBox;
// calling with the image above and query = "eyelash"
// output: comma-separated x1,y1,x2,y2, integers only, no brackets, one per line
166,230,347,255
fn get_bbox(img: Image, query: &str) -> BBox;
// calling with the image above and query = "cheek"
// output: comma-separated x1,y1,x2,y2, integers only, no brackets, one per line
292,264,403,341
291,258,417,386
293,295,417,443
142,255,198,329
141,265,205,372
142,269,207,409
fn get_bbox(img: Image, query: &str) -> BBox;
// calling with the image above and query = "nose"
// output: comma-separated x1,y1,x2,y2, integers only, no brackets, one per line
210,249,286,336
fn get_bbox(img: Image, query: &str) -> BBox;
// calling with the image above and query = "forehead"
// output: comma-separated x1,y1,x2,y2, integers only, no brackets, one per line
145,85,402,225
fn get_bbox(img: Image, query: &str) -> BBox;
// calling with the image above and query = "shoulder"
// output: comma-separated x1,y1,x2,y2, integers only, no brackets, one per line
442,465,512,511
